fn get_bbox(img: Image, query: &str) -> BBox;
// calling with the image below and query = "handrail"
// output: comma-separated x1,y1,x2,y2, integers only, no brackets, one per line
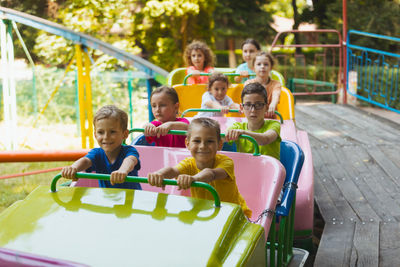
348,30,400,58
183,73,248,85
50,173,221,207
129,128,261,156
180,108,284,124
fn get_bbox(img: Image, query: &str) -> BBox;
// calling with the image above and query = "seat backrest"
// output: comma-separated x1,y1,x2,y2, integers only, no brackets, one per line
270,70,286,86
134,146,286,236
173,84,207,116
173,83,245,117
276,140,304,216
277,87,295,120
167,68,186,86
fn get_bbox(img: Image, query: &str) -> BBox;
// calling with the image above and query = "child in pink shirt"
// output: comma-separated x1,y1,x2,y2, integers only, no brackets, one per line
143,86,189,147
184,41,215,84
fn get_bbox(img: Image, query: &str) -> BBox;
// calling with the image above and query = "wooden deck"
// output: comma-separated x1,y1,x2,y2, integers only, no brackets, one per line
294,103,400,267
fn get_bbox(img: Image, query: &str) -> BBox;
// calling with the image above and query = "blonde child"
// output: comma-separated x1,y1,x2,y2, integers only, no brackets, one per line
143,86,189,148
184,40,215,84
234,39,261,83
245,51,281,118
225,82,281,160
61,105,141,189
148,117,252,218
197,72,241,117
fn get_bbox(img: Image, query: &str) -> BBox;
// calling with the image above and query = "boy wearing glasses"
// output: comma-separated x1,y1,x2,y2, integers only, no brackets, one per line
225,82,281,160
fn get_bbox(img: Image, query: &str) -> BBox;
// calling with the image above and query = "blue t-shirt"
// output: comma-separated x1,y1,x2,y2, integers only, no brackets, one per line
235,63,255,82
85,145,142,190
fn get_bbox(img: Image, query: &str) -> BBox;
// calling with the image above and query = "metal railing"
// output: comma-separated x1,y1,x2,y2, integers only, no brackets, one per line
270,29,343,101
347,30,400,113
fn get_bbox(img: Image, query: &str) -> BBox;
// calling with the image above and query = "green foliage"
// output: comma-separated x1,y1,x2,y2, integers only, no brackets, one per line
302,0,400,53
213,0,275,42
0,0,49,60
132,0,217,70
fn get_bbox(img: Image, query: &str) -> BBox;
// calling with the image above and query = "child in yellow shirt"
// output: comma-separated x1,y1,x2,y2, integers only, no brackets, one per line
148,117,251,217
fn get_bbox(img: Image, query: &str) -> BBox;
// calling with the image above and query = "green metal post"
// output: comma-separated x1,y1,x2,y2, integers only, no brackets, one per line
1,19,17,150
128,73,134,142
32,66,37,116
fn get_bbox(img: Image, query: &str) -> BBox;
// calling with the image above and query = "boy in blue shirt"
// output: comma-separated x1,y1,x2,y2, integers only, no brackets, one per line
61,105,141,189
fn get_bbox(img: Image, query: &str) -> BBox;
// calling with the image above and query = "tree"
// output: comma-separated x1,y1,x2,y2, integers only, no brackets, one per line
213,0,274,67
131,0,217,70
31,0,216,71
0,0,49,60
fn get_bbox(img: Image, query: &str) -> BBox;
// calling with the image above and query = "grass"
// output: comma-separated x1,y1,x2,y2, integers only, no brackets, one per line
0,161,73,213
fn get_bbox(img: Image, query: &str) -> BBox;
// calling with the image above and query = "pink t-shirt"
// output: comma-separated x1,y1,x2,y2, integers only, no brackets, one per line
186,66,214,84
145,118,190,148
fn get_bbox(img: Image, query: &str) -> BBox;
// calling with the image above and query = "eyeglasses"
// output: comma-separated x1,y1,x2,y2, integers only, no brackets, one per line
242,102,266,110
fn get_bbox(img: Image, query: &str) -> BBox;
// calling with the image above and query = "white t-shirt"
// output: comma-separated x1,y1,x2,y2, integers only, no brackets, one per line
197,91,234,117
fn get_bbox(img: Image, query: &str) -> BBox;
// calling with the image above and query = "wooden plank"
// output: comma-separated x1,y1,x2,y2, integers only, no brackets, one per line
312,147,359,221
317,146,379,221
352,221,379,267
380,222,400,267
314,171,344,222
367,145,400,188
297,105,383,145
295,107,348,146
318,104,400,141
339,145,397,221
378,144,400,168
303,131,328,149
314,222,355,267
344,146,400,221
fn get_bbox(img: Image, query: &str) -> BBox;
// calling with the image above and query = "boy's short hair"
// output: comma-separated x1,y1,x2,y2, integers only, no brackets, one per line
241,82,269,104
250,51,275,69
188,117,221,141
93,105,128,130
151,86,179,104
207,72,229,91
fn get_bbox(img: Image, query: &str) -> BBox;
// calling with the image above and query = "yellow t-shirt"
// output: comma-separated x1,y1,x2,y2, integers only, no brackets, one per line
176,154,252,218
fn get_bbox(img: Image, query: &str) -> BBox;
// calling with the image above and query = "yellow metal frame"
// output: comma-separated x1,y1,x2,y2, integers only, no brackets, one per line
75,44,94,148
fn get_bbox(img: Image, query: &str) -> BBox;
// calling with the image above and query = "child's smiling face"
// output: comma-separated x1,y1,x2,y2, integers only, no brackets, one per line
94,118,128,155
186,124,222,169
190,49,205,70
151,92,179,123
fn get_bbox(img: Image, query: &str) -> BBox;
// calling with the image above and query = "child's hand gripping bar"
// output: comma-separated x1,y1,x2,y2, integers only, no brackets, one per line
183,73,248,85
50,173,221,207
129,128,260,156
180,108,284,124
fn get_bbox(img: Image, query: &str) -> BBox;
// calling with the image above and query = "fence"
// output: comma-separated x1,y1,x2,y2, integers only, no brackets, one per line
347,30,400,113
270,29,344,102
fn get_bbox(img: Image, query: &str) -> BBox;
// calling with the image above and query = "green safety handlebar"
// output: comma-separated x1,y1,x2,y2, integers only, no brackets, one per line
180,108,284,124
51,172,221,207
183,73,254,85
129,128,260,156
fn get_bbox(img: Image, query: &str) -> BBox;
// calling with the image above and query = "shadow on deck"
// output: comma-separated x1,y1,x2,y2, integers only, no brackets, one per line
295,103,400,267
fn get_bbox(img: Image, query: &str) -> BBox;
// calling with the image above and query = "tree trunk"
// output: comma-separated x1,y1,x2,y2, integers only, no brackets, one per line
227,37,236,68
292,0,301,54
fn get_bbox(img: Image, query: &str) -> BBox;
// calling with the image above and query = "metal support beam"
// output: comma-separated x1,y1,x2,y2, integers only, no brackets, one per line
1,19,17,150
75,44,94,149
